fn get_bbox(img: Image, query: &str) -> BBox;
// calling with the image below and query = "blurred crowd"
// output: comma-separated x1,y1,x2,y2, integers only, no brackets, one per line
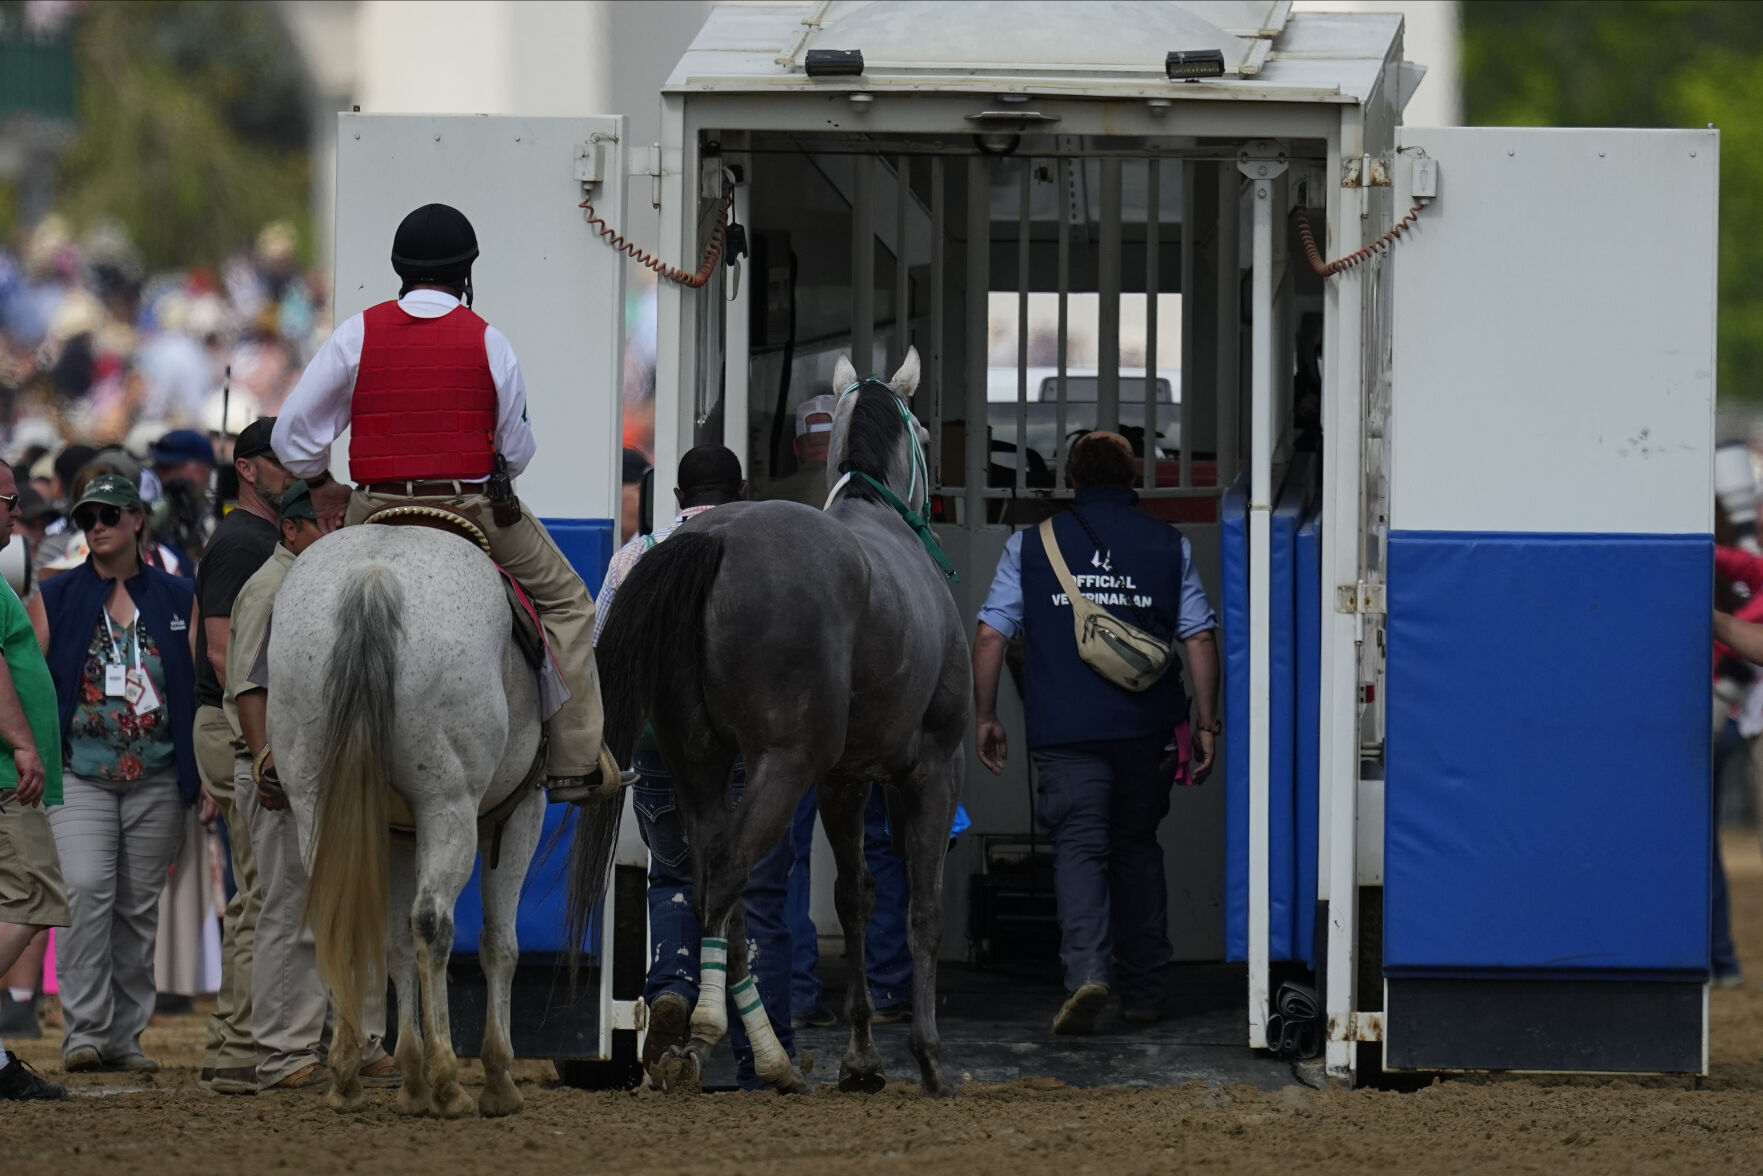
0,214,329,464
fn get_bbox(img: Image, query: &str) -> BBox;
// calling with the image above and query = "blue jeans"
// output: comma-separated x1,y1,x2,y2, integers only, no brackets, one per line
1030,732,1173,1008
632,750,794,1089
788,787,915,1012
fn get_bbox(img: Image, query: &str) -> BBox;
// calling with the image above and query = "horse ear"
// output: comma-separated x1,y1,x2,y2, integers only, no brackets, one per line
890,346,921,402
832,354,858,393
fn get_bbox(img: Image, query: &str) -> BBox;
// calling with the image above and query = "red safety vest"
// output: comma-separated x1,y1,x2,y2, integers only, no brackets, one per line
350,300,498,482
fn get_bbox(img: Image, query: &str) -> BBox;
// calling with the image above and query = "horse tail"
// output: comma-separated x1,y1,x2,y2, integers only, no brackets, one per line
565,530,725,975
304,564,402,1040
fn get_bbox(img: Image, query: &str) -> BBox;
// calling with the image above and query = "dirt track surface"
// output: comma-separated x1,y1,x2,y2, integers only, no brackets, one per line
10,836,1763,1175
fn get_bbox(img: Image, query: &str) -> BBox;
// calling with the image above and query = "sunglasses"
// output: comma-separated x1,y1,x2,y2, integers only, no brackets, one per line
0,493,15,510
73,504,128,532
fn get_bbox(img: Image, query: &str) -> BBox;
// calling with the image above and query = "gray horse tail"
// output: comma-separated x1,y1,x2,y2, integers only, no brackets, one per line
305,564,402,1042
565,529,725,974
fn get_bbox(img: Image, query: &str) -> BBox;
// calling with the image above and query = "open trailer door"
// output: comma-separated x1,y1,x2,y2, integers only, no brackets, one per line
1381,126,1716,1073
334,113,643,1074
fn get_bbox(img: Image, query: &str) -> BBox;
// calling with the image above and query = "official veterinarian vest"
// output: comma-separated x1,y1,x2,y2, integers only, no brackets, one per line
1019,485,1190,748
350,300,498,482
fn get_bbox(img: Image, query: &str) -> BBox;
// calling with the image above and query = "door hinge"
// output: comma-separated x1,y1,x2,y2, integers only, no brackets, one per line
1335,582,1385,616
1236,139,1290,182
1341,154,1391,189
628,142,663,210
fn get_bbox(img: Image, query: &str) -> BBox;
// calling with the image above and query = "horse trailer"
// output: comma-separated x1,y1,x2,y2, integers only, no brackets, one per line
330,1,1717,1084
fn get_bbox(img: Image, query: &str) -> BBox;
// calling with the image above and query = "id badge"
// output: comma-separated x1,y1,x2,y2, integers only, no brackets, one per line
125,668,163,716
105,663,128,698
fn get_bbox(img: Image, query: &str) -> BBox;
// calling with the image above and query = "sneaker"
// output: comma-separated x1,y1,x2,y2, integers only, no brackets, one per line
791,1000,838,1030
358,1055,402,1087
105,1052,160,1073
643,992,691,1071
1052,982,1110,1036
0,1055,65,1101
260,1062,331,1092
63,1044,103,1073
869,1003,912,1025
199,1066,215,1090
210,1065,259,1095
0,990,42,1039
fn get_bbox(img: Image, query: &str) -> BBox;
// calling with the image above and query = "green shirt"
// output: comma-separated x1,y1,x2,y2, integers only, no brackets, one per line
0,583,64,805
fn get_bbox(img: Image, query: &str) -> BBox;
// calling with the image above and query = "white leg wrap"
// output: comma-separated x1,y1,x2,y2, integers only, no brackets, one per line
691,937,729,1043
730,975,790,1082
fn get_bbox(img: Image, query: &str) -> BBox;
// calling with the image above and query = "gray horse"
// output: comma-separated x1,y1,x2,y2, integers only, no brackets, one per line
269,526,546,1117
567,348,970,1096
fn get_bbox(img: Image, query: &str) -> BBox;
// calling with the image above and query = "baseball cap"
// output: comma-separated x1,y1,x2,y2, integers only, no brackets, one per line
149,428,216,468
795,394,837,437
234,417,279,461
72,473,144,513
278,480,317,524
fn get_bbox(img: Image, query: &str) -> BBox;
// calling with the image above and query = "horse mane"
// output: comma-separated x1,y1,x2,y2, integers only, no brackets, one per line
835,380,906,504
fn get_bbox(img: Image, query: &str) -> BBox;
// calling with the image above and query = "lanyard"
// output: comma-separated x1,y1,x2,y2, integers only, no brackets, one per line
101,609,142,673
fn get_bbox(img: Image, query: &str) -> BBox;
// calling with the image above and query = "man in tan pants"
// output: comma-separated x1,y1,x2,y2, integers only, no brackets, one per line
191,417,289,1094
272,202,609,802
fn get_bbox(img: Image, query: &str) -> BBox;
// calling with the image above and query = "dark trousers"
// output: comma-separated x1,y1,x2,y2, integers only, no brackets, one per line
1030,732,1174,1008
631,750,794,1089
788,787,914,1012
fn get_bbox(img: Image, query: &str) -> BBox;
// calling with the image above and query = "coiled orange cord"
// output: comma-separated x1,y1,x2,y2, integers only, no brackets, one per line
579,182,736,289
1295,201,1426,277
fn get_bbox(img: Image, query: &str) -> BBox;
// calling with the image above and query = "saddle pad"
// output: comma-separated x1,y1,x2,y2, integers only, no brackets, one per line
361,502,492,554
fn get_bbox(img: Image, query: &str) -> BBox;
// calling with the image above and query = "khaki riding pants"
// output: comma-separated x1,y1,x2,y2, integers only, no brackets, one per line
196,704,259,1071
347,487,604,778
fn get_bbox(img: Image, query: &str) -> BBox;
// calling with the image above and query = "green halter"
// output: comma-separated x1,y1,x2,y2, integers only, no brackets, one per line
832,379,959,583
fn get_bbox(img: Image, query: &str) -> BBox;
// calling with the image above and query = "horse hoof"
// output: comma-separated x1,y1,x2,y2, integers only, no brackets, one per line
838,1066,886,1094
326,1085,367,1114
434,1085,478,1119
762,1065,810,1095
653,1045,702,1095
920,1080,959,1099
394,1089,434,1117
477,1084,524,1118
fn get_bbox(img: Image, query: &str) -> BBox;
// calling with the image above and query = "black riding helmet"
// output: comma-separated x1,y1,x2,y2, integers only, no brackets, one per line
391,203,479,304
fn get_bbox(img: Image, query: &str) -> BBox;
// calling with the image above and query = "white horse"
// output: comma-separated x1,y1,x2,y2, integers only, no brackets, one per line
267,525,545,1117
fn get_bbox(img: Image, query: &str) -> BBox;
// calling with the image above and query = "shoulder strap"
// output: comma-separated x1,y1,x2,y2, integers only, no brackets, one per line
1037,518,1088,605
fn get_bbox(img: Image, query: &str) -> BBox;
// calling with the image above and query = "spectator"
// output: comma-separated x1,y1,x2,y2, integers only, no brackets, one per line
594,444,796,1089
0,457,71,1101
971,431,1220,1034
189,415,288,1094
620,446,649,543
148,429,216,501
763,393,837,507
38,473,199,1073
228,480,390,1091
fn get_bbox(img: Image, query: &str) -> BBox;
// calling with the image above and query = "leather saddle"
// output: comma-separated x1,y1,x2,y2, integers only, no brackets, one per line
362,501,545,670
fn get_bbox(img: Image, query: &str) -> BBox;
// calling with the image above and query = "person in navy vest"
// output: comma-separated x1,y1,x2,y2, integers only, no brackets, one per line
971,431,1220,1035
272,203,610,804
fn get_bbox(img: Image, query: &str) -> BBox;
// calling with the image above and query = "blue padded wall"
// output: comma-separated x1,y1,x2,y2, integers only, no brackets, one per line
454,516,616,955
1384,531,1712,974
1295,505,1322,969
1223,475,1249,961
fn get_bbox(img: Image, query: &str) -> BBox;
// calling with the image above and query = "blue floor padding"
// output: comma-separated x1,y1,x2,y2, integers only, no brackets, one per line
1384,530,1711,974
1295,504,1322,969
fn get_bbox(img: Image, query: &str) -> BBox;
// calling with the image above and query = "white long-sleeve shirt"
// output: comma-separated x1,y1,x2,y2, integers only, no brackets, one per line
272,289,537,482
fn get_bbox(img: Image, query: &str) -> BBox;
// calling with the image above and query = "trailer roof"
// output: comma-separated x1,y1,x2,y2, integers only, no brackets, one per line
665,1,1405,105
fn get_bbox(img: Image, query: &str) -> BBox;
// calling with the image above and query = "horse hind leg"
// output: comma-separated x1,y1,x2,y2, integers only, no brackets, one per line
901,753,960,1097
475,794,544,1117
821,782,884,1093
388,837,433,1116
411,818,480,1119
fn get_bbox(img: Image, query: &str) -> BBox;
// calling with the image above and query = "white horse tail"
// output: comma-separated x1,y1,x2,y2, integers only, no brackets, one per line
305,563,402,1040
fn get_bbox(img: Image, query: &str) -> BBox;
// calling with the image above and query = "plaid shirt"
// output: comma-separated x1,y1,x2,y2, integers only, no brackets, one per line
591,505,719,646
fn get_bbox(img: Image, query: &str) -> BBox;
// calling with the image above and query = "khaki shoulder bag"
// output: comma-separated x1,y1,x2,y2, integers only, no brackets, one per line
1037,515,1174,693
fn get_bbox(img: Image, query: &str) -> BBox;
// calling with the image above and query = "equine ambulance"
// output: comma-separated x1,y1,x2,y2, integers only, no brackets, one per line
332,1,1717,1083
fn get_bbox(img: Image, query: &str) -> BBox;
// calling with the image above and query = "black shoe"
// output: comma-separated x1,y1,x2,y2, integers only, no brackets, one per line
791,1001,838,1030
0,990,41,1040
0,1055,66,1100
